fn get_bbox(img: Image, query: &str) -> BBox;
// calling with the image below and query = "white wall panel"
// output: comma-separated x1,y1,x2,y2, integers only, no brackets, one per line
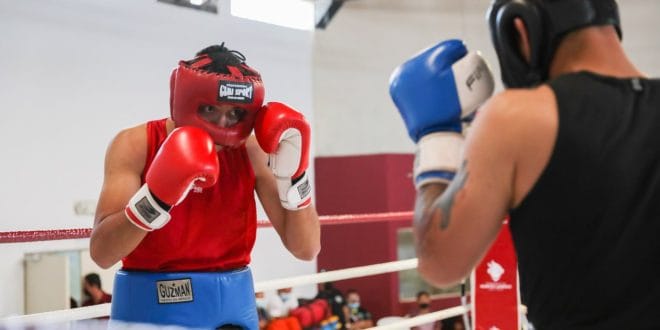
313,0,660,156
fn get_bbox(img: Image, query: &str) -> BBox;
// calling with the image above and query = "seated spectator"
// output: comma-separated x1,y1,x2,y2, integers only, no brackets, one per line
406,291,439,330
441,316,465,330
344,289,373,330
256,291,271,330
315,282,347,328
82,273,112,306
268,287,299,318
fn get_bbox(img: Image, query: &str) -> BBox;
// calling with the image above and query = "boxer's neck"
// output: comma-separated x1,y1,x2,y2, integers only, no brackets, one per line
549,26,645,79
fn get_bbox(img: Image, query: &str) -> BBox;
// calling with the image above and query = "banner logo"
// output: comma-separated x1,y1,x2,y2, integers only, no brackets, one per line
479,259,512,291
487,260,504,282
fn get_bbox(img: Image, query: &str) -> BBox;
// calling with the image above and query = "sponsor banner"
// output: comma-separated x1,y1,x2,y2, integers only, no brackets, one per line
471,220,520,330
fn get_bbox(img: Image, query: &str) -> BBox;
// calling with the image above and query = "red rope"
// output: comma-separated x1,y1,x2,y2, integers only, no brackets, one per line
0,228,92,243
0,211,413,243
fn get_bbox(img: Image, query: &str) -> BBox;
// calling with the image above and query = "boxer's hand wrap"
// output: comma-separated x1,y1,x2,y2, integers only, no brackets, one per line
125,127,220,231
255,102,312,210
389,39,494,189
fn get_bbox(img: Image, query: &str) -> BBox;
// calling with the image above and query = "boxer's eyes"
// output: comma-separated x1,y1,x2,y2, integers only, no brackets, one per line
199,105,215,113
197,105,246,127
226,108,246,123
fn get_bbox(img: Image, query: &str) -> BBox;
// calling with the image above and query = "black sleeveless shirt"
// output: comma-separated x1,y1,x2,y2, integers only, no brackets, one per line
509,72,660,329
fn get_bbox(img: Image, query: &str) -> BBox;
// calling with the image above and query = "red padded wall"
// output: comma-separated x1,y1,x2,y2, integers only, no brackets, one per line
314,154,415,215
315,154,464,320
317,216,464,320
317,219,402,320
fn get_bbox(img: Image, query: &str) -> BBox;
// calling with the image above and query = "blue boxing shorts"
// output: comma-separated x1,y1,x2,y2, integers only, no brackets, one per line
110,267,258,329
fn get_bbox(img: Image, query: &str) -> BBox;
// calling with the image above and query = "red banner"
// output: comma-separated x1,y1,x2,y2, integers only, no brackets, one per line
471,220,520,330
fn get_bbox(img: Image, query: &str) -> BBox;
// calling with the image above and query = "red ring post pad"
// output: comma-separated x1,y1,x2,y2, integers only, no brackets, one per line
471,219,521,330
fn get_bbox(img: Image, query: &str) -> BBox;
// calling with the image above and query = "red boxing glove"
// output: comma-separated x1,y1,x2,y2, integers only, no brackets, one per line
255,102,311,210
125,126,220,231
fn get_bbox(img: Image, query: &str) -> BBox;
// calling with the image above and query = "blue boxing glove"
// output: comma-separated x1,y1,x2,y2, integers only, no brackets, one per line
389,39,494,188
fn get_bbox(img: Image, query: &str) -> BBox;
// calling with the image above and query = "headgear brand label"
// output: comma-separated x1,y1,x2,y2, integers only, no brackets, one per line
156,278,193,304
218,80,253,103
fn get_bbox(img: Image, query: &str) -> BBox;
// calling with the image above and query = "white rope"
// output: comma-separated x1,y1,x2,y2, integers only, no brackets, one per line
0,303,110,326
0,256,526,329
254,258,418,292
368,304,530,330
368,305,470,330
0,258,419,326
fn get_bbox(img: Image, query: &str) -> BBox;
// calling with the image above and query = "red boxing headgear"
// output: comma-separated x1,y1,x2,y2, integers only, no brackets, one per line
170,55,265,147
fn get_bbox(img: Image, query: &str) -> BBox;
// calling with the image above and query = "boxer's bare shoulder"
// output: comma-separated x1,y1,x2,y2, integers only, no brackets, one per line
105,123,149,174
472,85,559,208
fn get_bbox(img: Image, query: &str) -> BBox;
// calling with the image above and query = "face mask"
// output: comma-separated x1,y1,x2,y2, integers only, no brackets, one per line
279,293,291,302
348,302,360,310
419,303,430,309
256,298,267,309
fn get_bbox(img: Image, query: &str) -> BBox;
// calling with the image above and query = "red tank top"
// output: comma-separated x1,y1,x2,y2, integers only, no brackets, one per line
122,119,257,271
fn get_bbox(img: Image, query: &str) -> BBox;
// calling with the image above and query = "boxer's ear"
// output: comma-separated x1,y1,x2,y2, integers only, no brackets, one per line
513,18,531,64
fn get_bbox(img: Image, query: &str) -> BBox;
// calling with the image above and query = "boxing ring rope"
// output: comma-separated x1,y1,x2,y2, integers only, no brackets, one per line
0,212,416,243
255,258,418,292
0,258,423,326
1,304,110,327
0,228,92,243
371,306,470,330
0,211,524,329
0,257,481,329
0,305,473,330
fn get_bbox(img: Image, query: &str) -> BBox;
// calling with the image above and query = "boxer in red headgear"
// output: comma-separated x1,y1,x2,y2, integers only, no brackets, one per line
170,48,265,147
90,43,320,329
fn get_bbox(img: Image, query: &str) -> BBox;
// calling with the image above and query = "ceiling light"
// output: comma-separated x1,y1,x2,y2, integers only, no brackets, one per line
231,0,316,30
157,0,219,14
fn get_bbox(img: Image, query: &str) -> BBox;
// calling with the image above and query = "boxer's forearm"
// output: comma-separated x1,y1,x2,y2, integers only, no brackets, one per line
414,182,473,287
281,205,321,261
90,211,147,269
413,183,449,259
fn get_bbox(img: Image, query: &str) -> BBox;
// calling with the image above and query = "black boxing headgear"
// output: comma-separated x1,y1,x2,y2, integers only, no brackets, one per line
487,0,621,88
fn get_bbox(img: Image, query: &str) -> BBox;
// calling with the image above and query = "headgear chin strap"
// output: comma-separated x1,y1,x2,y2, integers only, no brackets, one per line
170,55,265,147
487,0,621,88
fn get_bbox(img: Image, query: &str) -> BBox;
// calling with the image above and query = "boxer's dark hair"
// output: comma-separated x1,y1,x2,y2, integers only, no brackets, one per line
193,42,257,77
85,273,102,288
416,290,430,299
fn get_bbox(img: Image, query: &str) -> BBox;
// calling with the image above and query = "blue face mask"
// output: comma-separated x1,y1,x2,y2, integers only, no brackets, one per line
348,302,360,310
279,293,291,302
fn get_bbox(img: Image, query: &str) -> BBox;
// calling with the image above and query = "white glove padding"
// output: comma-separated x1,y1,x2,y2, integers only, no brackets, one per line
414,132,465,189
